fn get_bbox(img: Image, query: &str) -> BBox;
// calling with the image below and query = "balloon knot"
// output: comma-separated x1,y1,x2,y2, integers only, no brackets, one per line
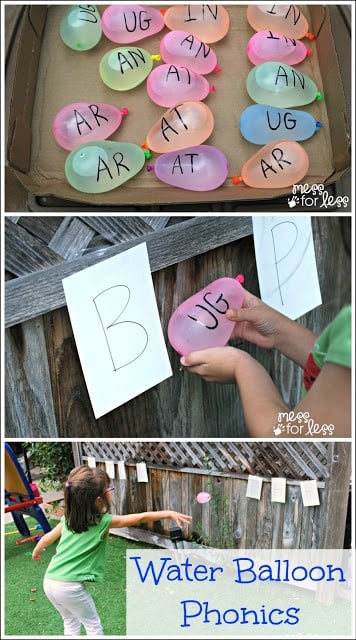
232,176,243,184
306,32,315,40
316,92,323,101
209,85,216,92
316,121,322,129
215,64,222,73
147,165,155,172
141,142,149,149
151,54,161,61
236,274,245,284
143,149,152,159
121,107,129,116
160,9,166,15
306,49,312,56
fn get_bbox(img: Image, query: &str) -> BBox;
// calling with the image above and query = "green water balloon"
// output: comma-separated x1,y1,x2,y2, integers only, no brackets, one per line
246,61,323,108
65,141,146,193
100,47,160,90
60,5,102,51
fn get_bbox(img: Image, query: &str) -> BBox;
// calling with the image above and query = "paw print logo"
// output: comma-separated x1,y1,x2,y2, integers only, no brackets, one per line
288,195,299,208
273,425,282,436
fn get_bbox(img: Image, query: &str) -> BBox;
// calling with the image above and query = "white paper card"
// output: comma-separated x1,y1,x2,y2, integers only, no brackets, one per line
62,243,172,418
271,477,286,503
300,480,320,506
246,475,263,500
87,457,96,469
252,216,322,319
105,461,115,479
118,461,127,480
136,462,149,483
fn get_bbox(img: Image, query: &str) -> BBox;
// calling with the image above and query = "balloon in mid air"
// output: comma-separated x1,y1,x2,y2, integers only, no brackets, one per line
101,4,164,43
65,141,146,193
246,4,313,40
60,5,102,51
233,139,309,189
239,104,322,144
168,276,244,355
53,102,129,150
147,64,215,107
100,47,160,90
247,30,312,66
246,61,323,108
163,4,230,43
196,492,212,504
160,30,219,75
147,145,228,191
145,101,214,153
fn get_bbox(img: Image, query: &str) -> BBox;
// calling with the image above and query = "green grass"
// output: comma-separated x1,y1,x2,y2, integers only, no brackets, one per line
4,517,155,637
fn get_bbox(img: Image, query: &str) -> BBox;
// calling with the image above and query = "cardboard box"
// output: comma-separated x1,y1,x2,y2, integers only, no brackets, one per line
6,4,351,208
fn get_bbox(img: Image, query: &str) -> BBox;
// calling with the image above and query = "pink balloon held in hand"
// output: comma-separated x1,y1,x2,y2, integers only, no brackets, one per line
196,491,211,504
168,276,244,355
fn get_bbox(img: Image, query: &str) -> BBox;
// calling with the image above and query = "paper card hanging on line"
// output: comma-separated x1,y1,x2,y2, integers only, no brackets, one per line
271,477,286,503
300,479,320,506
252,216,322,319
118,461,127,480
105,461,115,479
136,462,149,483
87,457,96,469
246,475,263,499
62,243,172,418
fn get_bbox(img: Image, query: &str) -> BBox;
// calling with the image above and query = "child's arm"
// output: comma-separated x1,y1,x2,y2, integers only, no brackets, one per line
32,522,62,560
111,510,191,529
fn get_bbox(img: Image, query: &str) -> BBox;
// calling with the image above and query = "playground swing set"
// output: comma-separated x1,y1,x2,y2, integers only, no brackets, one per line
4,442,52,544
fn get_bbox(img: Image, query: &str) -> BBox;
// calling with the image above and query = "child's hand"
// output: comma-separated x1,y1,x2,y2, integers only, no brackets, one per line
181,346,246,383
227,289,284,349
170,512,192,528
32,552,42,561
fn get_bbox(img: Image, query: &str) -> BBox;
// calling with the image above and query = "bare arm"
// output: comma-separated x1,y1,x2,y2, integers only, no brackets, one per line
32,522,62,560
110,510,191,529
181,347,351,438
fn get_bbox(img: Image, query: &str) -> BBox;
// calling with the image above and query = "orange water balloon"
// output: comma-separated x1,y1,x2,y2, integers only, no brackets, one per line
145,101,214,153
246,4,314,40
163,4,230,43
233,140,309,188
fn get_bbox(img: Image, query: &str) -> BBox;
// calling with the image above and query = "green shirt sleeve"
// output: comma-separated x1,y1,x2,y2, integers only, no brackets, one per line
325,305,351,369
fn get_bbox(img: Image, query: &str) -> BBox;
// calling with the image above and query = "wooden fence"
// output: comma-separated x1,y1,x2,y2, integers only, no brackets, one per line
5,216,351,439
73,441,351,550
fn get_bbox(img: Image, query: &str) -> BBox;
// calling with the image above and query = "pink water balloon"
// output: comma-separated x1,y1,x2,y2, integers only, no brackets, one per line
168,276,244,355
147,63,215,107
246,4,314,40
147,145,228,191
145,101,214,153
233,139,309,189
53,102,128,150
163,4,230,43
160,30,219,75
102,4,164,43
196,492,211,504
247,30,312,66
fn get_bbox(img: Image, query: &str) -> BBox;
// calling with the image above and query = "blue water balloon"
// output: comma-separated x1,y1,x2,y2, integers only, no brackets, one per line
240,104,322,144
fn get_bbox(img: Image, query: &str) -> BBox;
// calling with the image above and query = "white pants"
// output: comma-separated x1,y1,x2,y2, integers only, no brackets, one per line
43,577,103,636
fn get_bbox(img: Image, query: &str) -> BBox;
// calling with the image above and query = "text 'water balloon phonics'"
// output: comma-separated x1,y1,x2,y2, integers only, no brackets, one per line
233,140,309,189
145,101,214,153
60,5,102,51
147,145,228,191
246,61,323,108
147,64,214,107
239,104,322,144
246,4,313,40
65,141,146,193
101,4,164,43
160,30,219,75
53,102,129,150
100,47,160,90
163,4,230,43
247,30,312,66
168,276,244,355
